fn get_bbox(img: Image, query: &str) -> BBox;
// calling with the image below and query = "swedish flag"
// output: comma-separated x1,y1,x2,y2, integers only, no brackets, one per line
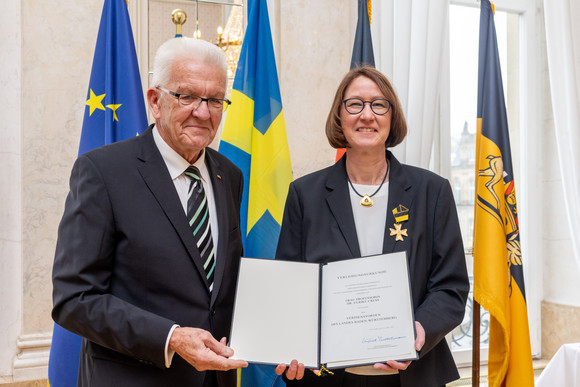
48,0,147,386
219,0,292,385
473,1,534,386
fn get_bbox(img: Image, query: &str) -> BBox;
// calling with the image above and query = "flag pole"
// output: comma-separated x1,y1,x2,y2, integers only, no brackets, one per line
472,299,480,387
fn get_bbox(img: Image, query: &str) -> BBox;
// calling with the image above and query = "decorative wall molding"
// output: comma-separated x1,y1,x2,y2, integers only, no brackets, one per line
12,333,51,382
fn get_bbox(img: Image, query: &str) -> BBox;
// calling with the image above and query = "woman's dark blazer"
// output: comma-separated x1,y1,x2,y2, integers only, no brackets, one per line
275,151,470,387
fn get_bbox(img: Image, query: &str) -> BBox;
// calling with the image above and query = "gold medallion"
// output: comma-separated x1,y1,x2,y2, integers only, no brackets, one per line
360,195,373,207
389,223,408,241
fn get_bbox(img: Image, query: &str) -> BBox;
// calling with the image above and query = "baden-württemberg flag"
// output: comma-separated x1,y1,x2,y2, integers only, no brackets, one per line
218,0,292,385
48,0,147,386
350,0,375,69
473,1,534,386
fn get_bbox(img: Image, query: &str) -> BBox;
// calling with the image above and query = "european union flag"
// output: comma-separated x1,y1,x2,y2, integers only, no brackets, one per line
78,0,147,155
48,0,147,385
219,0,292,385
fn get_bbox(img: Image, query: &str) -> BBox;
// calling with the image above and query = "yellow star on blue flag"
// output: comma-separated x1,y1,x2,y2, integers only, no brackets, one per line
86,89,106,115
106,103,122,121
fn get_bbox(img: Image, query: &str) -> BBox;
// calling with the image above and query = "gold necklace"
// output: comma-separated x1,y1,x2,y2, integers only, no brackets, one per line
346,162,390,207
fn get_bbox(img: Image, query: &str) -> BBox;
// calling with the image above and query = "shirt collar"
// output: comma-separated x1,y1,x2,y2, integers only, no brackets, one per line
152,124,208,181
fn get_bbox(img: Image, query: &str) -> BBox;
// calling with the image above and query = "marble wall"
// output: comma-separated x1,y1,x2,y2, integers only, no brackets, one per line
0,0,23,380
20,0,102,334
0,0,103,382
275,0,357,178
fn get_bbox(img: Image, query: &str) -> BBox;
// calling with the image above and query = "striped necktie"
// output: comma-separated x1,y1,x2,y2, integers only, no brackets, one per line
184,166,216,291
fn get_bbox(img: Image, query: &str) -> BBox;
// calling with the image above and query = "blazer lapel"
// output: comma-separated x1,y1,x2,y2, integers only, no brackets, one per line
326,156,361,258
135,126,210,288
383,151,413,254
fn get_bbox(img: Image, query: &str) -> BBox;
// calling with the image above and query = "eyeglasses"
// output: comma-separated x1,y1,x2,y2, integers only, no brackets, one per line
157,87,231,113
343,98,392,115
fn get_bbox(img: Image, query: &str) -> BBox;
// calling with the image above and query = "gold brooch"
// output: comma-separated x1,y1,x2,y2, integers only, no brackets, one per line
390,223,408,241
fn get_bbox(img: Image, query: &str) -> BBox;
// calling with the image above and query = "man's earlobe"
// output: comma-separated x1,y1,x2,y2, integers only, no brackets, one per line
147,88,161,118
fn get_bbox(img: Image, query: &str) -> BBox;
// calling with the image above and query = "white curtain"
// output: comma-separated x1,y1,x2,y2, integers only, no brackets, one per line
544,0,580,272
372,0,449,169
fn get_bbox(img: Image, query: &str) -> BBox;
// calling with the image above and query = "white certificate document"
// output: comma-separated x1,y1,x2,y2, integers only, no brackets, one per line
320,252,417,368
229,252,417,369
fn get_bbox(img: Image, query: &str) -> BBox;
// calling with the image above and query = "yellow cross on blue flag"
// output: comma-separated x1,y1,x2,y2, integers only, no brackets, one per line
219,0,292,385
473,1,534,386
48,0,147,386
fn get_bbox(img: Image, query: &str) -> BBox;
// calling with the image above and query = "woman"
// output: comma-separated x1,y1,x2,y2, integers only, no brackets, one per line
274,66,469,387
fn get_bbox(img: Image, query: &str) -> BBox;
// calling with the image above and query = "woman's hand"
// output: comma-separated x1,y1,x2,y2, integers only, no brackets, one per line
413,320,426,352
373,321,425,372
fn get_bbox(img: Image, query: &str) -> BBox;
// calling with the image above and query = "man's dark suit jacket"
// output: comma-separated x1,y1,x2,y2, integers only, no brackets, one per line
52,126,243,387
276,151,470,387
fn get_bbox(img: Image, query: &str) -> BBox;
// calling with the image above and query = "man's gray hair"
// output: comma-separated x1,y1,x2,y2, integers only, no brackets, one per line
151,37,227,87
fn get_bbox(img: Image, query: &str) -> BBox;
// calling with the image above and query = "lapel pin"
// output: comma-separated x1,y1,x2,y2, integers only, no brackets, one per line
392,204,409,223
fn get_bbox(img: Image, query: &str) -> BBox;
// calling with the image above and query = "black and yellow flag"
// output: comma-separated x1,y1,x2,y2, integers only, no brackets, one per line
350,0,375,68
474,1,534,386
336,0,375,162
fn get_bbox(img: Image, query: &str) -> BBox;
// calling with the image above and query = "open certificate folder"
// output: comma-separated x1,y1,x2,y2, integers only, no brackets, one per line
229,252,418,369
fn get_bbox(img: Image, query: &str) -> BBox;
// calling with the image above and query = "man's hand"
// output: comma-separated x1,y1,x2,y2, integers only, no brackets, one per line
275,360,305,380
169,327,248,371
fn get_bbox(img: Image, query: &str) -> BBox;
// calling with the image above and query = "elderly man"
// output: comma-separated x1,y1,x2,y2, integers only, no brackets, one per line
52,38,248,386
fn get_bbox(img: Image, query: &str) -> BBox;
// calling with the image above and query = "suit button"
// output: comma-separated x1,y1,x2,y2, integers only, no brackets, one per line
210,308,216,317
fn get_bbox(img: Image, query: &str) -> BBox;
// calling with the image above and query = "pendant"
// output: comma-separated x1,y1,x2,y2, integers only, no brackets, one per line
360,195,373,207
